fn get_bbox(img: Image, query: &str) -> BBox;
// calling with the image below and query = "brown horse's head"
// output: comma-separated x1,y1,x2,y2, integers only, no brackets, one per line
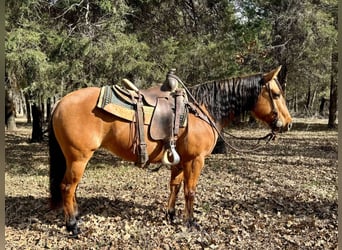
251,66,292,132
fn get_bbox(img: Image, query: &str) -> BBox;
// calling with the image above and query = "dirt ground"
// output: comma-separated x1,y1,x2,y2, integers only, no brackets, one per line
5,118,337,249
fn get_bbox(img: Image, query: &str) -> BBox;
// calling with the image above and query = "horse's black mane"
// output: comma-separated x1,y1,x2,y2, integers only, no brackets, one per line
189,73,263,121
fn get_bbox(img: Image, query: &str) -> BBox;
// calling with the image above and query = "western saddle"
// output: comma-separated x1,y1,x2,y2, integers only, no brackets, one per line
116,69,187,167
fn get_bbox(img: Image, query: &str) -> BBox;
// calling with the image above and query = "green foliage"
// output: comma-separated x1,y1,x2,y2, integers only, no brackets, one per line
5,0,338,114
6,24,52,98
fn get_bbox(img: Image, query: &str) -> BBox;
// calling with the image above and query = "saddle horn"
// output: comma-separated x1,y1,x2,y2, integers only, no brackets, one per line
166,68,178,92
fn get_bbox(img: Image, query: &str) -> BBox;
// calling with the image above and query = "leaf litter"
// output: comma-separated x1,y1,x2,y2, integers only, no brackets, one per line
5,120,337,249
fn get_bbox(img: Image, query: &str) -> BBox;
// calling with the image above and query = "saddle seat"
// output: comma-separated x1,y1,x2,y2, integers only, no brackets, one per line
113,83,174,107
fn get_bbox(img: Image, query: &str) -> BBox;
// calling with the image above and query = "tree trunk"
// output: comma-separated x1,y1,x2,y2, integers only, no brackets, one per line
30,103,44,142
41,96,45,122
46,97,51,122
328,51,337,128
293,92,298,113
319,97,327,116
310,86,318,111
19,90,26,117
305,84,311,112
24,93,32,123
5,89,17,131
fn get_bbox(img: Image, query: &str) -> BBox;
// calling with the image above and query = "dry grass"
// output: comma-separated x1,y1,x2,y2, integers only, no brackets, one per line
5,118,337,249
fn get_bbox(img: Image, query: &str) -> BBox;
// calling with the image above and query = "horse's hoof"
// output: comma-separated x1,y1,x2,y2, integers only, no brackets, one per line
68,231,80,238
67,226,81,238
66,219,81,237
166,210,176,224
186,218,200,231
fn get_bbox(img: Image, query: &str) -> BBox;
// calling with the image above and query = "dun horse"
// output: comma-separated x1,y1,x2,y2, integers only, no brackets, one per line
49,66,292,236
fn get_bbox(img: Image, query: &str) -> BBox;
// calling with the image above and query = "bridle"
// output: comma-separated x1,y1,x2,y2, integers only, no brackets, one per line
263,77,283,132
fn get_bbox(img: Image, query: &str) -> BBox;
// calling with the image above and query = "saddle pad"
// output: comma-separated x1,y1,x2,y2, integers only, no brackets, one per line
96,86,154,124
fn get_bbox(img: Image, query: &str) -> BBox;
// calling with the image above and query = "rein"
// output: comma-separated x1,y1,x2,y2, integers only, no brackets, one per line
170,74,277,153
222,130,276,153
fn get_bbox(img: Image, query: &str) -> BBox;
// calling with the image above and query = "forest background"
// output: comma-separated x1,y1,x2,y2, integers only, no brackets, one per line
5,0,338,135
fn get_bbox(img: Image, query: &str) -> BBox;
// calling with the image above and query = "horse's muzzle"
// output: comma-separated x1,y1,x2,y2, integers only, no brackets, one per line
273,119,292,133
279,121,292,132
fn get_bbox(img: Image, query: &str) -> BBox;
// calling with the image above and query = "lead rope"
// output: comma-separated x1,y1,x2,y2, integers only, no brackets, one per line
168,74,277,153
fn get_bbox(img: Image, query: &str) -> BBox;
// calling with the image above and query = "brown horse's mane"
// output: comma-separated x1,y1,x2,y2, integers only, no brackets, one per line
189,73,263,121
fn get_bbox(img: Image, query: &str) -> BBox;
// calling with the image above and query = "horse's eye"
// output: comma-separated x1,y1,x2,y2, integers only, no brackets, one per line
273,92,281,99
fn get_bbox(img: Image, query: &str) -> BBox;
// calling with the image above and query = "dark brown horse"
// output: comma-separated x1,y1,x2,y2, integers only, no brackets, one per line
49,66,292,236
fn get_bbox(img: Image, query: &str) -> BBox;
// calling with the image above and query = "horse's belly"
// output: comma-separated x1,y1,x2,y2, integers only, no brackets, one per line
101,121,165,163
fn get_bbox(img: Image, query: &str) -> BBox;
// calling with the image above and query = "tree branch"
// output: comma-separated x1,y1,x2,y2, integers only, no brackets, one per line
54,0,85,19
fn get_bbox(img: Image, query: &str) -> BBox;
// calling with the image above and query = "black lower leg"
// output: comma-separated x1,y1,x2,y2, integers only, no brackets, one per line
166,209,176,224
186,217,200,230
66,216,80,236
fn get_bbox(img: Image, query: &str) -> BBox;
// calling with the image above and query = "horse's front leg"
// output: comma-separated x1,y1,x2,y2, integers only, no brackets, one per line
166,164,183,223
183,156,204,228
61,160,87,237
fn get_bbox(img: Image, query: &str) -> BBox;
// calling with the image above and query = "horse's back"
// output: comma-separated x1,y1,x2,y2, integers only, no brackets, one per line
58,87,100,109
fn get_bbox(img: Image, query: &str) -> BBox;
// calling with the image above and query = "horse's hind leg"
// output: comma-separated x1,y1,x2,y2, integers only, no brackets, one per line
62,157,89,236
167,164,184,223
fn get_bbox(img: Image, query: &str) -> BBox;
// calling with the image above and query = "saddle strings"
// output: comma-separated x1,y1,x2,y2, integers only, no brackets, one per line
169,74,276,153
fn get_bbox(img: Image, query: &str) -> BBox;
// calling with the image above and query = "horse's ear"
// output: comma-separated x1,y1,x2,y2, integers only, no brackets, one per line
263,65,282,82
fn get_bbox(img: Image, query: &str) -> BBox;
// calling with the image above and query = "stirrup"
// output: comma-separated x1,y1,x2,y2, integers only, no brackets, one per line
162,140,180,166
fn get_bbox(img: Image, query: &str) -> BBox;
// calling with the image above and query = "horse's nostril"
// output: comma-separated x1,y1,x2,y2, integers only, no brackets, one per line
276,120,283,128
287,122,293,131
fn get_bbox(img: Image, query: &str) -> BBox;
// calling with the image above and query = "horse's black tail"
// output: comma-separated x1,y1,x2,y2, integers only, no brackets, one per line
48,114,66,209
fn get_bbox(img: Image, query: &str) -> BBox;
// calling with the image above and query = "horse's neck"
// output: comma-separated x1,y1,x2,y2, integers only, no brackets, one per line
226,81,257,115
190,76,261,123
